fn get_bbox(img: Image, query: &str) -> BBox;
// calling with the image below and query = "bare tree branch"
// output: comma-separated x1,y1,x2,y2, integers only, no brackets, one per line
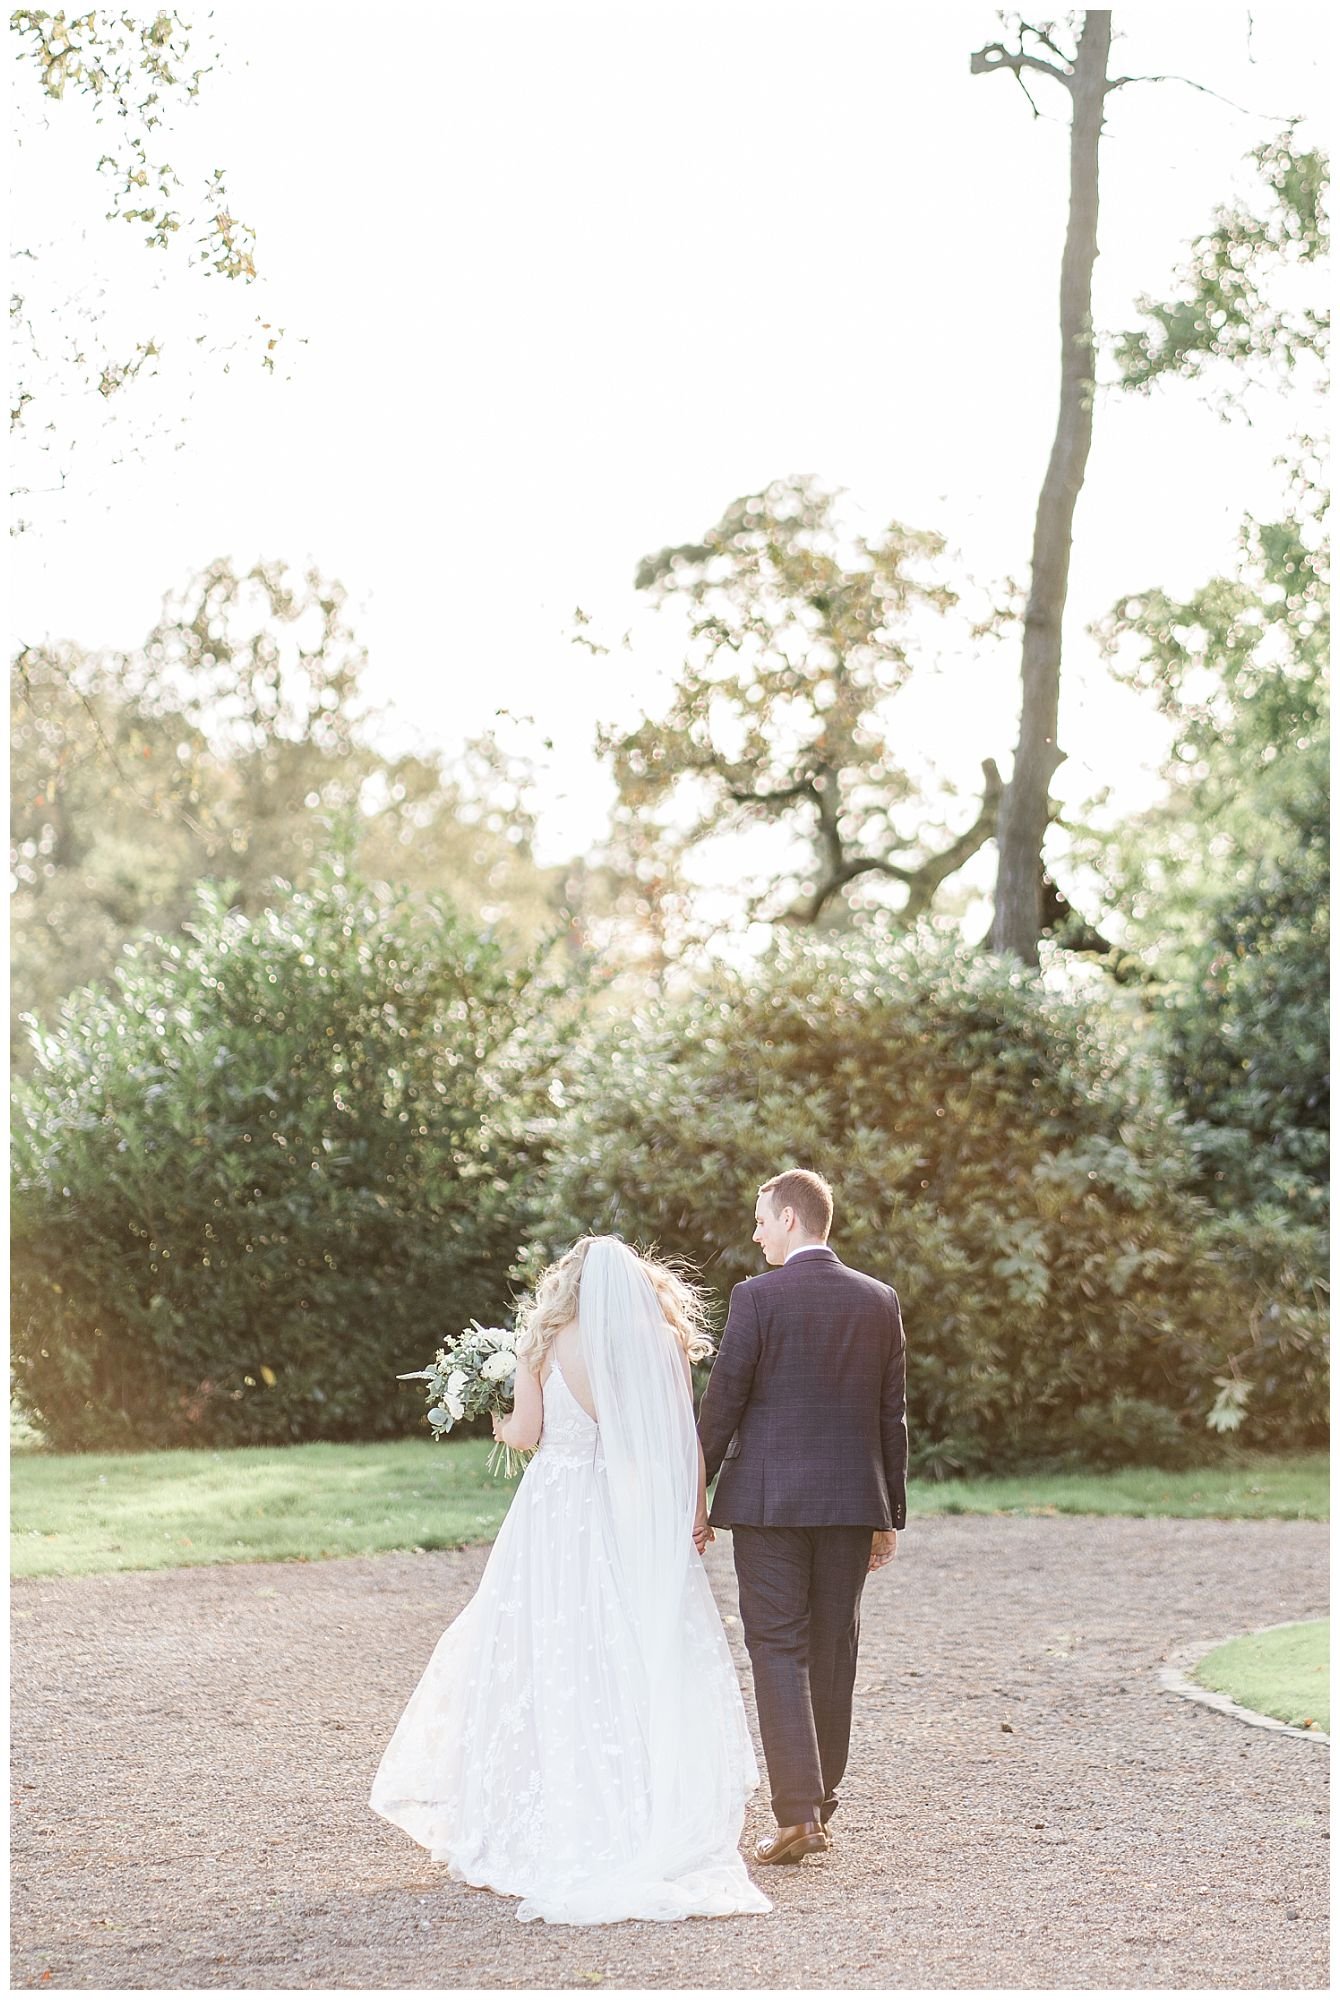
1029,24,1074,64
781,855,914,927
1107,70,1285,117
781,758,1003,927
970,41,1074,92
898,758,1004,924
1013,67,1046,121
813,767,846,879
722,776,818,812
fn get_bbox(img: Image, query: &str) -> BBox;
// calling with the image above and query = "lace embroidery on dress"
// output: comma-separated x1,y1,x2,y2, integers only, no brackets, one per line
369,1352,769,1925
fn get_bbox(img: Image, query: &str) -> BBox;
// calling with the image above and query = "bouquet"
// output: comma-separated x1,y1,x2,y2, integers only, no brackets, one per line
397,1320,531,1476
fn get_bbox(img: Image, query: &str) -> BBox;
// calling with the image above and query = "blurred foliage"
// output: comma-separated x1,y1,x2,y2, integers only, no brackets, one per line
1113,131,1328,412
10,860,578,1452
10,6,256,275
1191,1204,1328,1446
10,7,289,526
10,557,571,1067
1097,467,1327,892
1086,463,1328,1221
597,475,1002,939
524,930,1328,1473
1096,143,1328,1225
1164,821,1327,1221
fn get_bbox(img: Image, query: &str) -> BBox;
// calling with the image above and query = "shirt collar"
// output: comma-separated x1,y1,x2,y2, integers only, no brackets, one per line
784,1243,834,1263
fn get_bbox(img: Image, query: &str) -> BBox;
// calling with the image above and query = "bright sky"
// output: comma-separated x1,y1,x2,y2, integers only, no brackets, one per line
8,3,1330,912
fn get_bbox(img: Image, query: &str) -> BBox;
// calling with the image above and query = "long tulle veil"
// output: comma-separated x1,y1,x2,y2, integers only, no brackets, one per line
576,1237,733,1890
370,1231,768,1924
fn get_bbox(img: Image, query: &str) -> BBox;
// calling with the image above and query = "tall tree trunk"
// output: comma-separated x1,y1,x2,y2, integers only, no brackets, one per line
985,12,1112,964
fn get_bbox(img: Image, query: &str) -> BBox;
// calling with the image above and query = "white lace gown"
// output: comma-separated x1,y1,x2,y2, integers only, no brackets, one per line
369,1357,771,1925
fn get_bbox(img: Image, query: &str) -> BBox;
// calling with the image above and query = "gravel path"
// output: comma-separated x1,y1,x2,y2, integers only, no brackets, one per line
10,1515,1329,1990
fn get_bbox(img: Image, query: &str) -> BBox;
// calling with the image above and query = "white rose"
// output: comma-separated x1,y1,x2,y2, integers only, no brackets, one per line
481,1351,514,1383
446,1368,467,1400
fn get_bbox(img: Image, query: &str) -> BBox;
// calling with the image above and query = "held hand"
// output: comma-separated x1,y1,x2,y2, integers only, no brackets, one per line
868,1529,897,1572
692,1510,715,1555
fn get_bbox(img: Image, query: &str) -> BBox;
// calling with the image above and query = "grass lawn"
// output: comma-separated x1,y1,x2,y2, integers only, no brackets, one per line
10,1441,1329,1580
10,1437,516,1579
912,1454,1330,1523
1193,1618,1330,1733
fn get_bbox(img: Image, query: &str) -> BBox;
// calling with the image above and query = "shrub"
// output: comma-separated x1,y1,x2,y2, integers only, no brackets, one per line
1160,749,1328,1223
11,864,568,1450
1193,1206,1329,1450
526,928,1327,1470
1066,1396,1201,1471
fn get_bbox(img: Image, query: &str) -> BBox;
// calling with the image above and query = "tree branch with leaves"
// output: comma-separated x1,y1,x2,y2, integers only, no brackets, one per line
1112,127,1328,410
10,6,292,526
597,475,1002,937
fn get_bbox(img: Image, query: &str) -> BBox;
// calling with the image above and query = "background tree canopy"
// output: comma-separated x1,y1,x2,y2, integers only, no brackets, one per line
599,475,1001,935
10,558,569,1068
523,929,1327,1475
10,861,574,1451
10,4,288,530
1080,462,1329,1222
8,26,1328,1466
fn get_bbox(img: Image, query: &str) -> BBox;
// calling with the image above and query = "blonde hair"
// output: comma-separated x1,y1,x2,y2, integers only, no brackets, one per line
514,1236,715,1373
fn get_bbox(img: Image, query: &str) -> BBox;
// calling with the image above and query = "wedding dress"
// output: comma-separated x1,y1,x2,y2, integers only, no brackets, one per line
369,1239,771,1926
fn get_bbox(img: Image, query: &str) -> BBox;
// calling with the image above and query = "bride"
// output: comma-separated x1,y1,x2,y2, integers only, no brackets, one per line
369,1235,772,1925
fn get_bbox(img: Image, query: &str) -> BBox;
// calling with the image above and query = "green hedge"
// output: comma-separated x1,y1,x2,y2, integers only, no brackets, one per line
1165,774,1329,1222
13,878,1326,1468
523,929,1328,1473
11,866,565,1451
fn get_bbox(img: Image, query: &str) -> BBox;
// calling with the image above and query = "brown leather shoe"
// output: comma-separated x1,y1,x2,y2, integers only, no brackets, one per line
754,1819,829,1865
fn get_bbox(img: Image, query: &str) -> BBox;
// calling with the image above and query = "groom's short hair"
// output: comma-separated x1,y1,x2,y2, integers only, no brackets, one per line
759,1169,833,1240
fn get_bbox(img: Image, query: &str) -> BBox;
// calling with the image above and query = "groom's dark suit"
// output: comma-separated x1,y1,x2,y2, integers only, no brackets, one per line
697,1245,907,1828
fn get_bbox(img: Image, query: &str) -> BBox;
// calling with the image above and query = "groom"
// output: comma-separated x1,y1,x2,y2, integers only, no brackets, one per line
697,1168,907,1866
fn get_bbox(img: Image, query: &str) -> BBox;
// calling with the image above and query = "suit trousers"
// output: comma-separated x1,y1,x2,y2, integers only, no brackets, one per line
731,1524,873,1828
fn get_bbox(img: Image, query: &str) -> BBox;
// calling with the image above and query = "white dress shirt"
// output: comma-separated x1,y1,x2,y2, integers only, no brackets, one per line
783,1242,831,1263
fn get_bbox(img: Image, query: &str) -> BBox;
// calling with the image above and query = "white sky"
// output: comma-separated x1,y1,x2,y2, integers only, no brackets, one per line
8,2,1330,904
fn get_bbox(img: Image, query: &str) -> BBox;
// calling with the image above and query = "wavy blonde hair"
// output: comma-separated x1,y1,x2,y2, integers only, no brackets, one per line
514,1236,715,1373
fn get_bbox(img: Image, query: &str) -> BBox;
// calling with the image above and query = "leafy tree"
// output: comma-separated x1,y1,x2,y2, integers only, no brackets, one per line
1165,821,1327,1220
11,7,256,273
1114,128,1328,409
10,560,569,1062
1090,468,1329,1219
1092,470,1328,961
10,7,287,524
525,929,1327,1472
1088,125,1330,1220
598,474,1002,936
972,12,1326,965
11,862,573,1451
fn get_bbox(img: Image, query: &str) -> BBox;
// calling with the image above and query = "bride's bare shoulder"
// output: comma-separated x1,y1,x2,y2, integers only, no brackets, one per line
539,1319,580,1384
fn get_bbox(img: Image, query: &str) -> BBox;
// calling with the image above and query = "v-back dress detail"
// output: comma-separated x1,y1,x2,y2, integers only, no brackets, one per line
369,1357,770,1925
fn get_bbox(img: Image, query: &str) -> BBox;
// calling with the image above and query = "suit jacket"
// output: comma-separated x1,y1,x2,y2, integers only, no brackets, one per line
698,1246,908,1530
